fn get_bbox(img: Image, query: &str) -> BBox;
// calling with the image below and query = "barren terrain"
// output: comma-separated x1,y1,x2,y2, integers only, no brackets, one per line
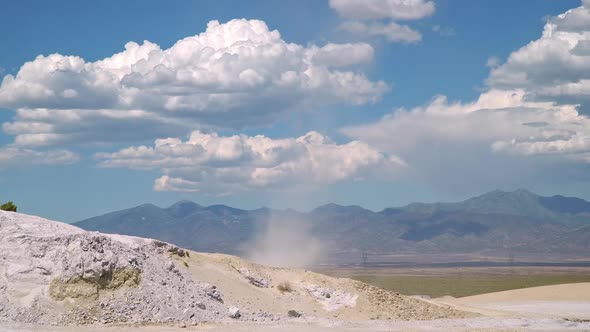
1,210,589,331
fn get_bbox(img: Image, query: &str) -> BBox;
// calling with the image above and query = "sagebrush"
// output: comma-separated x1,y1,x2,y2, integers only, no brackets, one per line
0,201,17,212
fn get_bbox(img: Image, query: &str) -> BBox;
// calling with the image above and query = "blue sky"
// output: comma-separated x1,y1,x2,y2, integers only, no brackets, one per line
1,0,589,222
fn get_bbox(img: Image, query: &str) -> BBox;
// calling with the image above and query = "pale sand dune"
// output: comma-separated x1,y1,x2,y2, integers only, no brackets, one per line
440,283,590,319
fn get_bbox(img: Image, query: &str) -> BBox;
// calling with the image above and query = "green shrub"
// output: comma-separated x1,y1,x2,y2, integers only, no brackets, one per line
0,201,17,212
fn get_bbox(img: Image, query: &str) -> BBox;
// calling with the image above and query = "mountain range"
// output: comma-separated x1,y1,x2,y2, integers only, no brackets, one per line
75,189,590,265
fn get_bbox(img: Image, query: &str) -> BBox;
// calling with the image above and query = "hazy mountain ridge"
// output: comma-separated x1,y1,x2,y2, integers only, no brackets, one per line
400,189,590,219
75,190,590,262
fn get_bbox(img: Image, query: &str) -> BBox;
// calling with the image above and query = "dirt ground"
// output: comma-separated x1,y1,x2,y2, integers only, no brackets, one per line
319,266,590,297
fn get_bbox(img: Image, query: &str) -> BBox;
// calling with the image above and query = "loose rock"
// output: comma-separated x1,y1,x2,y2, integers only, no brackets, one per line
228,306,241,319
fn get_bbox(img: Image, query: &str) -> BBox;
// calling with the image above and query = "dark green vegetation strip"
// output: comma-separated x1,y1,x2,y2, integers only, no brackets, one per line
349,274,590,298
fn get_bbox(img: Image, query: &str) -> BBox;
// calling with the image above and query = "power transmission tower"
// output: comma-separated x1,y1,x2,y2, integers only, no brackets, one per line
361,250,368,269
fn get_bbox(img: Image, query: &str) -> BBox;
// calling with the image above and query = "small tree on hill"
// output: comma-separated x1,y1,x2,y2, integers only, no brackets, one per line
0,201,17,212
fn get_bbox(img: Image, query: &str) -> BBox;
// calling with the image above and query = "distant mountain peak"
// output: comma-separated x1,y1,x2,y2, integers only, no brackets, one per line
512,188,538,196
135,203,160,210
315,203,344,210
168,200,199,207
449,188,551,218
205,204,246,215
538,194,590,215
312,203,370,214
478,188,537,198
166,200,202,218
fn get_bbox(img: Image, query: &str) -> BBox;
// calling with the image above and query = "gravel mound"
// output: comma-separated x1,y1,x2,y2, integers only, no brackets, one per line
0,211,225,325
302,283,358,311
0,210,470,327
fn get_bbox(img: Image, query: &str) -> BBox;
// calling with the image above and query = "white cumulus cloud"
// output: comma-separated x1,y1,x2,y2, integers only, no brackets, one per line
344,89,589,158
0,19,387,147
329,0,435,21
342,89,590,193
308,43,375,67
96,131,405,193
340,2,590,194
487,2,590,113
339,21,422,43
0,146,79,168
330,0,434,44
154,176,200,193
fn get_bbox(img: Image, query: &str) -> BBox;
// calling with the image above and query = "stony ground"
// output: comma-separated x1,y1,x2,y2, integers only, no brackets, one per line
0,210,469,328
0,211,227,326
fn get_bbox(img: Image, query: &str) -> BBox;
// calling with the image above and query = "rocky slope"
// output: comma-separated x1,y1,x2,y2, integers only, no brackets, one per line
0,210,469,327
